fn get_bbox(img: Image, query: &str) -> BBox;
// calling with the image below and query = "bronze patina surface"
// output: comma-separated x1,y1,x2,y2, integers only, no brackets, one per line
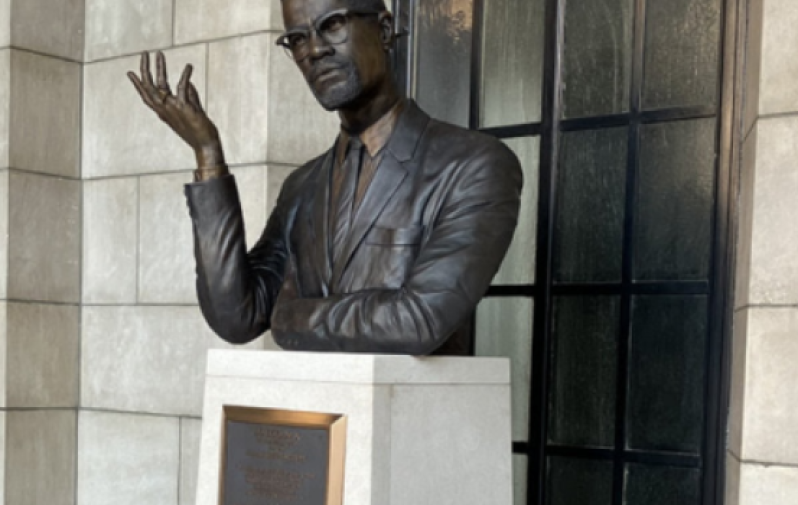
128,0,522,355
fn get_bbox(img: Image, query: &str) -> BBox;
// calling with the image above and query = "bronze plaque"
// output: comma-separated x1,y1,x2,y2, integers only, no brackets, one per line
220,406,346,505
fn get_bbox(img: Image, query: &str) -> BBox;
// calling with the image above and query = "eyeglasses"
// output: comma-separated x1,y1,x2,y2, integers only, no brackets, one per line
276,8,382,62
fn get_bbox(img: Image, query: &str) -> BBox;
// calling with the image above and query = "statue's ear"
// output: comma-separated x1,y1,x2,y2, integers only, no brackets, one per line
378,12,394,49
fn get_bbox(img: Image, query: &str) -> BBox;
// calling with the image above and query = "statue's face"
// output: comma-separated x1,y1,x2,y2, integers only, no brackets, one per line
281,0,389,111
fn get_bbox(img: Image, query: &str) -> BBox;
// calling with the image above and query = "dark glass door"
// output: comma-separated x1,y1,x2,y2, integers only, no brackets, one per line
393,0,734,504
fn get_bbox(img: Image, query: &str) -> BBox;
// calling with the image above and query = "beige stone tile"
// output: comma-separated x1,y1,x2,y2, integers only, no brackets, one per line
0,0,9,47
6,410,76,505
139,171,196,304
10,51,81,178
85,0,173,62
267,33,339,166
180,418,202,505
207,34,270,165
0,50,9,169
83,44,207,178
8,171,80,303
0,302,6,406
77,410,179,505
743,0,763,137
6,302,79,408
725,452,741,505
741,307,798,464
230,165,268,249
0,169,7,299
83,177,138,304
735,127,757,309
0,412,4,503
266,164,297,215
11,0,83,61
759,0,798,115
728,310,748,457
748,117,798,304
739,461,798,505
81,305,262,416
175,0,278,45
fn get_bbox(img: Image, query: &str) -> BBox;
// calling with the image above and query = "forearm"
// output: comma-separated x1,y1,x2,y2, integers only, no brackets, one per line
272,287,467,355
186,176,286,343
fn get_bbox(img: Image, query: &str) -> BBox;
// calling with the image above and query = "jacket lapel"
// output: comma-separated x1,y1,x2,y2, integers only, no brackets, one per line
331,154,408,286
308,147,336,294
330,101,430,287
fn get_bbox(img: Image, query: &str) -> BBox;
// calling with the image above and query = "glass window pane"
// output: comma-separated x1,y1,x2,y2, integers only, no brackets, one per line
547,457,614,505
627,296,707,454
476,297,533,441
514,455,528,505
494,137,540,285
634,119,715,281
480,0,545,127
643,0,722,110
624,464,701,505
549,296,619,448
555,128,627,283
415,0,473,127
562,0,633,119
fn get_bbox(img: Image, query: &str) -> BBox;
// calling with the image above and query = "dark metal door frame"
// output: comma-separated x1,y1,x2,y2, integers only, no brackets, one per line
391,0,741,503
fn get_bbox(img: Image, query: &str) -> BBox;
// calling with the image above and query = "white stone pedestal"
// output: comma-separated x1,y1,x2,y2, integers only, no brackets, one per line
196,350,512,505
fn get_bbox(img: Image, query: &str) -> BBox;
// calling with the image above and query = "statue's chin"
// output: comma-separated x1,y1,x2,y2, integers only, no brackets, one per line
312,79,363,112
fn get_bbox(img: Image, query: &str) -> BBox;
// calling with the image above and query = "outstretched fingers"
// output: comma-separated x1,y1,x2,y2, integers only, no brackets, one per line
126,71,156,108
156,51,171,95
177,64,193,104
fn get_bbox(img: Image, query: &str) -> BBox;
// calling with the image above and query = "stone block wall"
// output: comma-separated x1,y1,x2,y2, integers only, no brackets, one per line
728,0,798,503
1,0,339,503
78,1,337,504
0,0,83,503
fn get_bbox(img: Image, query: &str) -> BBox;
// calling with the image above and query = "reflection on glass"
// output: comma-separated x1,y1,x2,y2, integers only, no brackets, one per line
476,297,533,441
562,0,633,118
643,0,722,109
627,296,707,454
415,0,474,127
555,128,626,283
634,119,715,281
494,137,539,285
514,455,529,505
480,0,545,127
624,464,701,505
547,456,613,505
549,296,619,448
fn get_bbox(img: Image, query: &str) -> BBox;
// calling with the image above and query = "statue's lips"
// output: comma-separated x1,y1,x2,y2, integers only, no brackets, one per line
311,66,344,84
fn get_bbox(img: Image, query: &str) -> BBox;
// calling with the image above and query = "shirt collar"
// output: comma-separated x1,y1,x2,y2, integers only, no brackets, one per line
339,99,406,158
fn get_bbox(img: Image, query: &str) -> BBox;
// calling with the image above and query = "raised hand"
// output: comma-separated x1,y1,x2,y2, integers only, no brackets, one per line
127,51,225,168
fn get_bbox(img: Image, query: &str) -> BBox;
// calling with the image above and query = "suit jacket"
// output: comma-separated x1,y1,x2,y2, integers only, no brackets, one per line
185,100,523,355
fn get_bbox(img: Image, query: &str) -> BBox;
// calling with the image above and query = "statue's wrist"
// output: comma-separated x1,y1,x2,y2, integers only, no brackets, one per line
195,143,225,168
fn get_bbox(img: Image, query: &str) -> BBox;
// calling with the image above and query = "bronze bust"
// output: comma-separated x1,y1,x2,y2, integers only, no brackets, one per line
127,0,522,355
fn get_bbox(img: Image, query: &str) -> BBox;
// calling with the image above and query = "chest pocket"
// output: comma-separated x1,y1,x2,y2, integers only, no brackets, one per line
357,225,425,289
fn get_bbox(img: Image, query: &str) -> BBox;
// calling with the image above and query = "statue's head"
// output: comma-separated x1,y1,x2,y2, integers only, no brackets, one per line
278,0,394,112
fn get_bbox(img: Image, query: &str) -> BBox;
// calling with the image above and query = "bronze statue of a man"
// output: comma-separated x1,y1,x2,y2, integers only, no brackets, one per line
127,0,522,355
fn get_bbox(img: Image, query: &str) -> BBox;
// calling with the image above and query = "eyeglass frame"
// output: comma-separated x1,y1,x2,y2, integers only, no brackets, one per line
275,8,384,62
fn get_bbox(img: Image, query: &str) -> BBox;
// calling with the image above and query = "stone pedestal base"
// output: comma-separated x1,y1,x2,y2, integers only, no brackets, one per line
196,350,512,505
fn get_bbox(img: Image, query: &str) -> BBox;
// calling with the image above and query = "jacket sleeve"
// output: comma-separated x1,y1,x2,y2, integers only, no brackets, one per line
271,145,523,355
185,174,291,344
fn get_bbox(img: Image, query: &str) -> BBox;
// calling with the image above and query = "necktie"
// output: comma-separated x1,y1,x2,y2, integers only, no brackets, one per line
331,136,363,266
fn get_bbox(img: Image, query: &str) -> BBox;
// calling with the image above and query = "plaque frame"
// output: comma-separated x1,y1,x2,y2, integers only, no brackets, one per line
219,405,347,505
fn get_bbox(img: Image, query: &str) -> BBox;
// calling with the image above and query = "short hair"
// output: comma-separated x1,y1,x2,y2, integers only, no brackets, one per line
281,0,388,11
